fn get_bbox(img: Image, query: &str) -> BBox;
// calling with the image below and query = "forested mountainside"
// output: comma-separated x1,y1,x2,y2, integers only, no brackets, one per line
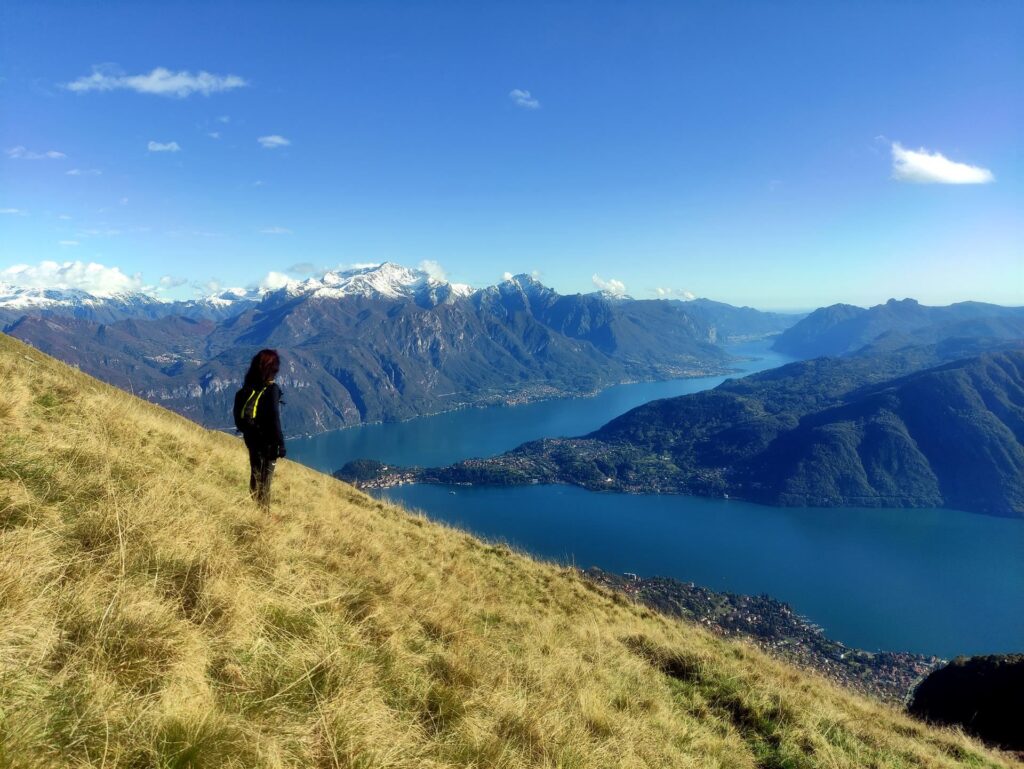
773,298,1024,358
5,263,795,436
379,343,1024,517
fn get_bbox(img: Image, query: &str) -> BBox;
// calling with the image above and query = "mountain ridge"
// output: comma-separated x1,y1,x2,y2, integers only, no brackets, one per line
4,263,796,436
773,298,1024,358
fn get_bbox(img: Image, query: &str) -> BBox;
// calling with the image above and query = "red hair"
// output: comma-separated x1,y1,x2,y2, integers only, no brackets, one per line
245,349,280,388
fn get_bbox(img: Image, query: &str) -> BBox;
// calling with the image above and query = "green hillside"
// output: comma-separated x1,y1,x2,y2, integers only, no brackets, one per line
0,332,1017,768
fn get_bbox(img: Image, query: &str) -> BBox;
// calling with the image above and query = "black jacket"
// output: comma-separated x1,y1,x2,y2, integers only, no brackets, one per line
233,382,285,456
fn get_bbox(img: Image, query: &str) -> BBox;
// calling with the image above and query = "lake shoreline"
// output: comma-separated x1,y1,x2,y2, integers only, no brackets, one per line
583,567,944,704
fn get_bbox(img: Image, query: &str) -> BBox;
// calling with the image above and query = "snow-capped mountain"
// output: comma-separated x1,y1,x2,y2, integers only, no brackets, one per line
265,263,474,307
5,260,800,436
0,284,167,324
0,262,477,326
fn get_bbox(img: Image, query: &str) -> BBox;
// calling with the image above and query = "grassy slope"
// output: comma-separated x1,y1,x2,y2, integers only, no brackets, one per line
0,332,1017,769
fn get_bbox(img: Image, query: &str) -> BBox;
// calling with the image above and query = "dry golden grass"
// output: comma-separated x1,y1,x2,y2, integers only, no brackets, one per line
0,331,1018,769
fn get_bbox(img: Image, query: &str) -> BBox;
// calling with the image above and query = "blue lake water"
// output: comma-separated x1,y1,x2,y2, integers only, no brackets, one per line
381,484,1024,658
289,340,795,472
290,341,1024,658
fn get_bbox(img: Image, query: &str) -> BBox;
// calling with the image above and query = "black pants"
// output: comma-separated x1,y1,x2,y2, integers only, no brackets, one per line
248,448,277,509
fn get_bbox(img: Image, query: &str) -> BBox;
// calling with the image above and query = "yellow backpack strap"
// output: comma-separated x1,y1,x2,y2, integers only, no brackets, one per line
251,386,267,418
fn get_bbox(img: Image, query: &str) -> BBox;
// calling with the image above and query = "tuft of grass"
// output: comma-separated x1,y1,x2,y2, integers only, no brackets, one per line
0,332,1019,768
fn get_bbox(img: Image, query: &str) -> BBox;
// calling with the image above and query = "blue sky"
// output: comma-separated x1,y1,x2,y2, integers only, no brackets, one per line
1,0,1021,310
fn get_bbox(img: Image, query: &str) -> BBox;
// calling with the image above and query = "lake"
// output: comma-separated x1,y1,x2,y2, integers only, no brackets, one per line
289,340,795,471
289,340,1024,658
381,484,1024,658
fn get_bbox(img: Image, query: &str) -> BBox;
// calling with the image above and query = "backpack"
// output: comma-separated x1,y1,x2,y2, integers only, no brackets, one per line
233,385,267,433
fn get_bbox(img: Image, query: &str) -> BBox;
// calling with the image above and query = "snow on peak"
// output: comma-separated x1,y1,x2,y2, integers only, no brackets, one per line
0,283,159,310
268,262,475,303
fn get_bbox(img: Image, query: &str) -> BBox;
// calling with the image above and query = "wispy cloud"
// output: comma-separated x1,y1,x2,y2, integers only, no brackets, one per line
0,208,27,216
891,142,994,184
207,131,221,139
509,88,540,109
257,135,290,149
592,274,627,296
78,228,122,237
65,66,248,98
148,140,181,153
1,259,145,296
66,168,102,176
418,260,447,281
216,115,230,123
58,240,80,247
259,226,292,235
158,275,188,289
287,262,320,276
7,146,66,160
654,287,696,300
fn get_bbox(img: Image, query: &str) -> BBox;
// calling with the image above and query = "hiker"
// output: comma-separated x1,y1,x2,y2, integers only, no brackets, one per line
233,349,286,509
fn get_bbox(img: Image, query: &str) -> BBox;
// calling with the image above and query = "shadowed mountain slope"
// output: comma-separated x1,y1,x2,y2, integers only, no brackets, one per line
0,332,1016,767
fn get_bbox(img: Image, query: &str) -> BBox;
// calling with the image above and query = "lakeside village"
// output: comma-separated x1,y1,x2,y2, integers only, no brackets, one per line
584,568,943,704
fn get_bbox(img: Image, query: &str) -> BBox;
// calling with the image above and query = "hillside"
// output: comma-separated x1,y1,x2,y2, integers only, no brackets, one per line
3,264,796,437
394,344,1024,517
0,333,1016,768
772,298,1024,358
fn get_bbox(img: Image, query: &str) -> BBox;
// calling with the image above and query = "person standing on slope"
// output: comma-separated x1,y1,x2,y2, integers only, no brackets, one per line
233,349,286,510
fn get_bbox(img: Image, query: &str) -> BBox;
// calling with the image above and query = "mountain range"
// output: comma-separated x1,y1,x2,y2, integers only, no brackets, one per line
773,298,1024,358
368,341,1024,517
2,263,797,436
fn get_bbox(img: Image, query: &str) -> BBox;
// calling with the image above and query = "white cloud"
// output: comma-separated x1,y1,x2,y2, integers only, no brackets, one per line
207,131,221,139
509,89,540,109
592,274,627,296
891,142,994,184
65,66,248,98
1,208,27,215
502,271,514,281
119,197,129,205
418,259,447,281
66,168,102,176
654,287,696,300
217,115,230,123
7,146,66,160
260,271,292,290
148,140,181,153
1,260,144,296
58,240,80,246
258,135,290,149
259,226,292,235
57,214,72,220
252,180,266,187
